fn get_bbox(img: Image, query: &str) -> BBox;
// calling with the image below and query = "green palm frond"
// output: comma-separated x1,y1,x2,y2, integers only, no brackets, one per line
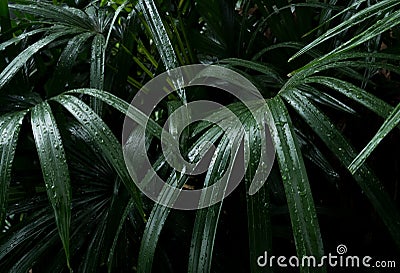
1,0,400,272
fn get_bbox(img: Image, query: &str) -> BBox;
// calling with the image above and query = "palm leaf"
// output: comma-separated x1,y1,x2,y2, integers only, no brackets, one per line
0,208,59,272
0,28,48,51
10,2,93,30
281,90,400,247
107,197,135,273
188,135,233,273
104,0,129,50
266,96,325,273
52,94,144,217
0,110,27,226
137,123,224,273
65,88,164,139
31,102,71,267
244,109,273,273
138,0,186,102
137,173,187,273
302,76,393,118
188,104,258,273
289,0,400,62
48,32,94,95
220,58,283,84
90,34,106,115
0,29,80,90
349,102,400,173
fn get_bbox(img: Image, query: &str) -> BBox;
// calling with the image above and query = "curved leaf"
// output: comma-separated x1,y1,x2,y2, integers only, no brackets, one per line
31,102,71,267
0,29,79,90
0,110,27,226
219,58,283,83
281,90,400,248
137,173,187,273
349,102,400,173
289,0,399,62
187,135,233,273
137,122,224,273
243,110,273,273
107,197,135,273
138,0,186,102
52,94,144,217
48,32,94,95
10,2,93,30
65,88,165,140
104,0,129,50
302,76,393,118
0,28,48,51
188,111,246,273
0,208,59,273
266,97,325,273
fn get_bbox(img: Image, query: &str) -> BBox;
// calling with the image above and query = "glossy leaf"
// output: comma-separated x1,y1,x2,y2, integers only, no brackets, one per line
138,0,186,102
0,209,59,273
297,84,356,115
52,94,144,217
0,110,27,226
303,76,393,118
0,28,48,51
0,30,78,90
107,197,134,273
79,209,108,273
137,119,224,273
31,102,71,267
266,97,325,273
289,0,399,62
281,90,400,247
90,34,106,115
48,32,94,95
65,88,164,140
104,0,129,50
188,135,233,273
349,102,400,173
188,106,247,273
138,0,178,70
243,110,273,273
10,1,93,30
288,51,400,77
137,173,187,273
220,58,283,84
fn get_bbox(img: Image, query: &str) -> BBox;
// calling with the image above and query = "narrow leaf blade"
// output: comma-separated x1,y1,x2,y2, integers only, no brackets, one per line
90,34,106,115
52,94,144,217
281,90,400,248
266,97,325,273
349,102,400,173
0,110,27,226
0,30,76,90
31,102,71,266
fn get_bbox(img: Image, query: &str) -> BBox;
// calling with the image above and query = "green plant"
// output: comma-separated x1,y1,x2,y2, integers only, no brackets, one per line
0,0,399,272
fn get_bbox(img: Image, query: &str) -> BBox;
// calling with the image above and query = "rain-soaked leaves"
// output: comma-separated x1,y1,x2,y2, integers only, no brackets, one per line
0,110,27,226
31,102,71,267
266,97,325,273
1,0,400,272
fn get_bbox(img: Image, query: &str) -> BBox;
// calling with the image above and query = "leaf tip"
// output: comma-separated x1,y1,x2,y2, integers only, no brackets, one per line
348,162,359,175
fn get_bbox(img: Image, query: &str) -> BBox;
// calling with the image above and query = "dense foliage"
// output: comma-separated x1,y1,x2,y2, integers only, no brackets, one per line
0,0,399,272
